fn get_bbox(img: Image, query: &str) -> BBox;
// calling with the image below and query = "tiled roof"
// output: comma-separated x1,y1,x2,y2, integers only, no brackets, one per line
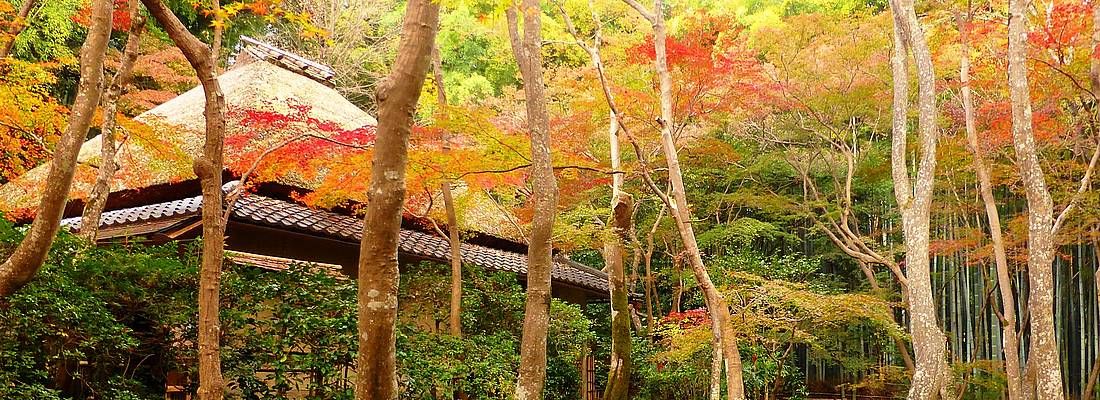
61,192,610,295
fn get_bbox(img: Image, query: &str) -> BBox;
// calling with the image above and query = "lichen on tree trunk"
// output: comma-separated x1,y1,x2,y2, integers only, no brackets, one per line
886,0,954,397
956,10,1023,399
603,193,633,400
507,0,560,396
1006,0,1066,395
354,0,440,398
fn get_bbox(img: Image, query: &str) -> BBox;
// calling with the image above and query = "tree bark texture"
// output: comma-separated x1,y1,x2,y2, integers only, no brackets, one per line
433,40,462,339
211,0,222,70
710,332,722,400
354,0,440,398
0,0,110,297
0,0,37,59
957,11,1023,400
80,0,146,242
645,203,664,336
603,193,633,400
141,0,228,398
443,181,462,337
624,0,747,396
887,1,953,397
506,0,560,397
1007,0,1065,395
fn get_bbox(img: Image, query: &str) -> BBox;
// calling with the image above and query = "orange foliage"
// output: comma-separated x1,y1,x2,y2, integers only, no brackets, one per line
625,12,781,125
0,59,69,184
73,0,133,31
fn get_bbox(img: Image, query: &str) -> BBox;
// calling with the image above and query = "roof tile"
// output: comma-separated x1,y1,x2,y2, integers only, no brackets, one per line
60,191,610,294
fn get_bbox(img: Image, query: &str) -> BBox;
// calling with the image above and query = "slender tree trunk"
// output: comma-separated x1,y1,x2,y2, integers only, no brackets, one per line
710,332,722,400
354,0,439,398
602,46,632,395
506,0,559,397
211,0,222,71
433,41,462,339
956,11,1023,399
645,204,664,337
443,182,462,337
0,0,36,59
622,0,746,395
604,192,633,400
0,0,110,297
80,1,146,242
887,0,953,397
672,252,683,313
433,43,447,107
1007,0,1065,394
141,1,227,398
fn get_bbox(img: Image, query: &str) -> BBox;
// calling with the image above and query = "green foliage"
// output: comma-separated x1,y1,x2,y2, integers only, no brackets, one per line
709,251,841,293
0,219,599,400
396,262,594,400
697,217,800,253
0,221,196,399
435,2,518,104
632,336,713,400
739,343,808,400
11,0,84,62
219,263,358,398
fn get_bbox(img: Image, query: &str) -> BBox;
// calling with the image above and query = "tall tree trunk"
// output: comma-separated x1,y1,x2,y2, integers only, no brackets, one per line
1007,0,1065,394
621,0,746,396
604,192,633,400
602,24,632,392
0,0,37,59
141,1,227,398
645,204,664,337
555,10,641,374
80,1,146,242
0,0,110,297
506,0,559,397
443,181,462,337
672,251,683,313
354,0,440,398
433,41,462,339
956,10,1023,400
211,0,222,70
710,332,722,400
887,0,953,397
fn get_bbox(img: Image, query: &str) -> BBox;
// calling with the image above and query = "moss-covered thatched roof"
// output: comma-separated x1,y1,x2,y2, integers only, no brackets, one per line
0,57,376,214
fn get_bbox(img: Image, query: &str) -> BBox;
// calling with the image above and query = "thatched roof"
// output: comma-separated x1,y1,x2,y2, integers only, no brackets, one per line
0,55,376,214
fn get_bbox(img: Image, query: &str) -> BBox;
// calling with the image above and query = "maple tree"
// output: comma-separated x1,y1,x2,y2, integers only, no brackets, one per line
0,0,110,299
0,0,35,59
80,0,146,242
0,59,68,184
